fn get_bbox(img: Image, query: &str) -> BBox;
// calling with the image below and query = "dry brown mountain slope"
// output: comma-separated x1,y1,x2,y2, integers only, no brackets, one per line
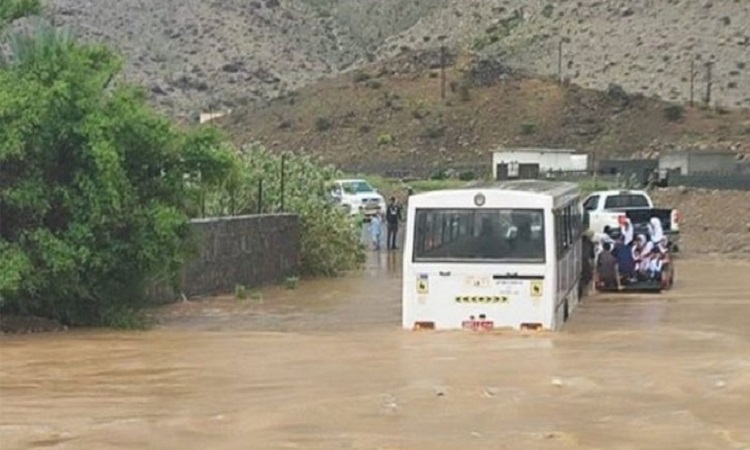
371,0,750,110
222,53,750,169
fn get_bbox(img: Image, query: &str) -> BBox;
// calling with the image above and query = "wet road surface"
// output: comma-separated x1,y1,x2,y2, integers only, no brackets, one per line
1,252,750,450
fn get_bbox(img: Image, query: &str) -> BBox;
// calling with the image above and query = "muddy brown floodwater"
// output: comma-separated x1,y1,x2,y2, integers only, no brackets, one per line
1,251,750,450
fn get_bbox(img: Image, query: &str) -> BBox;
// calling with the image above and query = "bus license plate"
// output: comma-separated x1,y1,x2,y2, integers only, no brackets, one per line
462,320,494,331
465,276,490,288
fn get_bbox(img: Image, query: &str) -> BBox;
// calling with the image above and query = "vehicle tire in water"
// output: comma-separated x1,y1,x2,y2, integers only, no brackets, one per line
662,264,674,290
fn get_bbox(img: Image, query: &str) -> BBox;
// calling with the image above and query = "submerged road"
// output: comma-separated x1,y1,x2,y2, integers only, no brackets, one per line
1,252,749,449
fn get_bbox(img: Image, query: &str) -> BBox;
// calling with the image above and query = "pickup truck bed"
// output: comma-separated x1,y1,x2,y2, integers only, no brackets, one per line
618,208,675,237
583,190,681,252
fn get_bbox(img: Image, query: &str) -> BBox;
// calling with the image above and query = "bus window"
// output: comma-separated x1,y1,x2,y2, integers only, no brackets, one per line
413,208,546,263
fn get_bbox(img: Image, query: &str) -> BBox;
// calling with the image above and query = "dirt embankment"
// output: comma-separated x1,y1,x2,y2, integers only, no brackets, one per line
651,187,750,257
222,56,750,168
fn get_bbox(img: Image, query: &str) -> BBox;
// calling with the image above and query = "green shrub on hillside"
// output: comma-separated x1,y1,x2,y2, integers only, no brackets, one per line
422,125,445,139
314,116,332,131
377,133,393,145
458,170,477,181
429,169,449,180
0,0,41,27
664,104,685,121
520,122,538,135
352,70,370,83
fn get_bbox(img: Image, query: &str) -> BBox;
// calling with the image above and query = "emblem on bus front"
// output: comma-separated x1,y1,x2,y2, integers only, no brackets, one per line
474,193,486,207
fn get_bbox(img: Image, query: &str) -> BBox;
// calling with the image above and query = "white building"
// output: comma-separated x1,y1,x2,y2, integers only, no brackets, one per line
491,148,589,180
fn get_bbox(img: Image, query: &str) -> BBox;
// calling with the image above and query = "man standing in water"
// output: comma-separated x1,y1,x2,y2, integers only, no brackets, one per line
385,197,402,250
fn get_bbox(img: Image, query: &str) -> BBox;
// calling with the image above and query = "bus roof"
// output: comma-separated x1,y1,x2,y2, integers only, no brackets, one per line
407,180,580,209
461,180,579,197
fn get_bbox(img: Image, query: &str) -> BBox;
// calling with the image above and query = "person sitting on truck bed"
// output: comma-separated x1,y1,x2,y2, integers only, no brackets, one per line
647,250,664,280
632,235,654,280
636,249,653,281
647,217,665,245
597,242,623,290
633,234,654,259
593,226,615,257
622,218,634,246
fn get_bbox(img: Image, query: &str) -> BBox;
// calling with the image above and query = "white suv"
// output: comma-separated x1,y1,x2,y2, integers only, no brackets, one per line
329,179,386,219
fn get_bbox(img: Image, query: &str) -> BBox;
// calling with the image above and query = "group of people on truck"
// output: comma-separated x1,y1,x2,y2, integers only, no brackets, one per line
593,217,670,290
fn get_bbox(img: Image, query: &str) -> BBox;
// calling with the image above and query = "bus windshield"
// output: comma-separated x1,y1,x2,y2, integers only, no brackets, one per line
413,208,546,263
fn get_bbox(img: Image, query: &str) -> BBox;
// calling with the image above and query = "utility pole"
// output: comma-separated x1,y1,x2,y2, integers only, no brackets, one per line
440,45,447,99
558,39,564,83
705,61,714,107
279,154,286,212
689,58,695,107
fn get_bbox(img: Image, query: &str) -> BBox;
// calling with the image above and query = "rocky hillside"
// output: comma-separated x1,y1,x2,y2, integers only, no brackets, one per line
371,0,750,110
39,0,448,120
23,0,749,119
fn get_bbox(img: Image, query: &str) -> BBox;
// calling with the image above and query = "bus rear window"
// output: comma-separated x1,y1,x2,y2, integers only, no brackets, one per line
603,194,650,209
413,208,546,263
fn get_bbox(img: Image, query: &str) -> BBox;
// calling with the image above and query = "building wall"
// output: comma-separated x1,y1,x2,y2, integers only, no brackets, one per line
686,153,737,174
492,150,588,178
149,214,300,303
659,153,690,175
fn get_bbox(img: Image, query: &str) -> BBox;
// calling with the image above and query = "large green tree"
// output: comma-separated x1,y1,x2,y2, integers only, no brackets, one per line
0,22,234,326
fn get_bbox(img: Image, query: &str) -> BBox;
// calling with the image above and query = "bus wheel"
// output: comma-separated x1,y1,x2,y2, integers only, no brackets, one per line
563,298,570,322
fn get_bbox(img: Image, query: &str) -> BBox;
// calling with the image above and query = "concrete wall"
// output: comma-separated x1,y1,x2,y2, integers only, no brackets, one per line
659,152,737,175
149,214,300,303
668,173,750,190
599,159,658,176
686,153,737,174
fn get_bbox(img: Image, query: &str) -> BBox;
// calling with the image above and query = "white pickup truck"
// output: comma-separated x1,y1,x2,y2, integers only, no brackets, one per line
329,178,386,220
582,189,681,251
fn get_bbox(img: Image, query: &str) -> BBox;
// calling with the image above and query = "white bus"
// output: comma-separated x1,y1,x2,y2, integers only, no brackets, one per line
402,180,583,332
